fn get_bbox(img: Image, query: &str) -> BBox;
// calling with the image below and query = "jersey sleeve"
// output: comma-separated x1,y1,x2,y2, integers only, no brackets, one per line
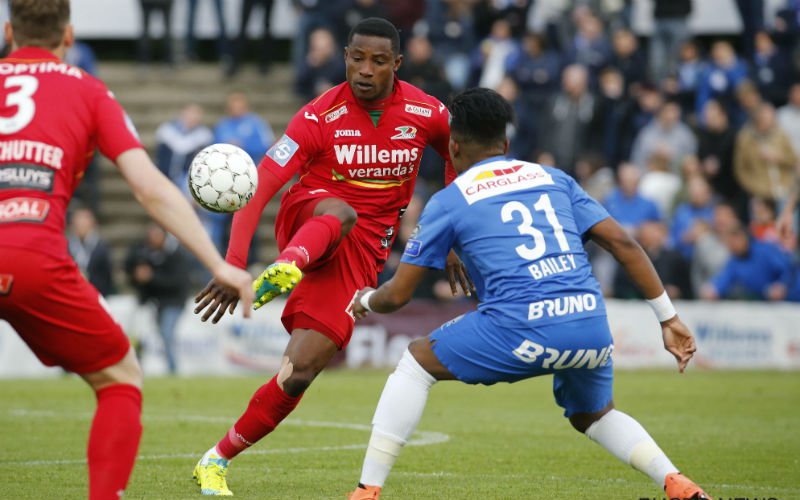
567,175,610,235
261,104,324,184
400,194,456,269
428,99,457,185
93,87,143,162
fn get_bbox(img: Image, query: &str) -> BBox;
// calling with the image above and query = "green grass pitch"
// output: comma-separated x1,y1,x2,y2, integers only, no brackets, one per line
1,369,798,499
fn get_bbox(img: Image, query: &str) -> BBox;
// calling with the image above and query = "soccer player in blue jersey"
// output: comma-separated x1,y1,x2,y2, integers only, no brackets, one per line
346,88,711,500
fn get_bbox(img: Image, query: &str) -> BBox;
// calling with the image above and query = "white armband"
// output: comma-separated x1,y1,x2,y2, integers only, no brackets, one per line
646,291,677,323
360,290,376,312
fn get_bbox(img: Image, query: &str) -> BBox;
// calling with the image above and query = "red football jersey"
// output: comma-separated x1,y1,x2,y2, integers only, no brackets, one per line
227,78,455,267
0,48,142,259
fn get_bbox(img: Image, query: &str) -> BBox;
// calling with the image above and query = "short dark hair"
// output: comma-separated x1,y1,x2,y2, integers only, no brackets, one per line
10,0,70,49
448,88,514,146
348,17,401,55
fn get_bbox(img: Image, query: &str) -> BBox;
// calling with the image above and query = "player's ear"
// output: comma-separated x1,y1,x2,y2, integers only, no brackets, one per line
448,137,460,159
3,22,13,49
502,138,510,155
393,54,403,72
63,24,75,49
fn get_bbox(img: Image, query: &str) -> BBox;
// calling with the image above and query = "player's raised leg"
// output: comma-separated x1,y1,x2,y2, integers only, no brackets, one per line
253,198,356,309
80,348,144,500
348,338,455,500
194,328,339,495
562,374,711,500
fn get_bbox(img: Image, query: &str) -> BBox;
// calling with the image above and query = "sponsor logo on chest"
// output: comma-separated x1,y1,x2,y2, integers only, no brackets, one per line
454,162,554,205
325,105,348,123
334,144,420,166
335,129,362,138
0,164,55,191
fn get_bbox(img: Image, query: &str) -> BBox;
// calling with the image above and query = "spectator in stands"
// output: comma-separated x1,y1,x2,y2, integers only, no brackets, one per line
670,175,716,259
291,0,348,77
631,100,697,173
295,27,345,101
691,202,737,297
137,0,175,72
67,208,114,297
227,0,275,78
734,102,797,203
504,31,561,108
564,12,611,84
125,224,192,375
734,0,765,62
639,151,682,218
751,31,793,107
574,153,615,202
613,220,692,300
649,0,692,83
539,64,601,175
473,0,531,40
418,0,477,90
595,67,634,169
473,18,518,90
214,92,274,164
749,196,782,246
700,222,795,301
185,0,229,65
65,40,97,76
608,28,645,92
399,35,452,102
733,79,765,129
603,162,661,233
155,103,214,187
675,39,705,120
696,40,749,121
697,99,742,207
340,0,388,46
777,83,800,156
496,76,538,162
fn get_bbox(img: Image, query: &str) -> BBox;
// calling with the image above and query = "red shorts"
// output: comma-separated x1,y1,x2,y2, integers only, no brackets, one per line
0,247,130,374
276,187,379,349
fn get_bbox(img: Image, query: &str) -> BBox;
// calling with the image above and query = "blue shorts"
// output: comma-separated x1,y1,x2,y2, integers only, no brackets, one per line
430,312,614,417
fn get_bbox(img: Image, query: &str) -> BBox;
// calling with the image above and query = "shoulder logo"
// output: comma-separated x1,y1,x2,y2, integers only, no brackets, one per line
266,134,300,167
404,239,422,257
304,111,319,123
325,105,348,123
438,102,446,114
335,129,362,138
405,103,432,118
391,126,417,140
0,274,13,295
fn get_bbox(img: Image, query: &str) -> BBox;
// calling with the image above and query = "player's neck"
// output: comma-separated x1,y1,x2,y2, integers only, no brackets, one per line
12,43,65,60
355,83,395,110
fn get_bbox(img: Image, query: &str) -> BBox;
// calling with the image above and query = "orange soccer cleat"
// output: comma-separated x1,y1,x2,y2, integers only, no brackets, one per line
664,472,713,500
347,484,382,500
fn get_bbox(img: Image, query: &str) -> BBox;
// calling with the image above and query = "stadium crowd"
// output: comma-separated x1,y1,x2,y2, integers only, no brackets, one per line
70,0,800,303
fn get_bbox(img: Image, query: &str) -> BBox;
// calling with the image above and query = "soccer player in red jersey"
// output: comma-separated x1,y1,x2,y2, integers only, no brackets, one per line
0,2,254,499
192,17,472,495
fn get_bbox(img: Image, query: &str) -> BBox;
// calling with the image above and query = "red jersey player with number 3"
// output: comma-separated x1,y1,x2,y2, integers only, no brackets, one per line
192,18,473,496
0,2,254,499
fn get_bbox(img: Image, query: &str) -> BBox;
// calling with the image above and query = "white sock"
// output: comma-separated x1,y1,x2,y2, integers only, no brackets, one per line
200,445,229,465
359,349,437,487
585,409,678,485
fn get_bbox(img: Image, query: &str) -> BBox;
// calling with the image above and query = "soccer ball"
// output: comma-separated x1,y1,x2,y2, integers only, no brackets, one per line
188,143,259,213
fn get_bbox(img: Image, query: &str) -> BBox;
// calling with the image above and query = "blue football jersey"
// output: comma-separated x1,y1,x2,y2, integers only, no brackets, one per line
401,157,610,328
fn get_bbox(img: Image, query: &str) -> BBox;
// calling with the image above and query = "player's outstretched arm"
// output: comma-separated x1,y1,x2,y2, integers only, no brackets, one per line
353,263,429,319
588,217,696,372
116,148,255,317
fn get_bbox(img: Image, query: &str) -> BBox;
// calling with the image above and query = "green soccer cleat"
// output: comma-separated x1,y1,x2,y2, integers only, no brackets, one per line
193,454,233,496
252,261,303,310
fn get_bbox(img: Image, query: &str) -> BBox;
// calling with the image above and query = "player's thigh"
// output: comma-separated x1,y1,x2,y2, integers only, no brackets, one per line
282,236,377,349
0,248,130,374
549,317,615,418
429,312,545,385
276,188,346,251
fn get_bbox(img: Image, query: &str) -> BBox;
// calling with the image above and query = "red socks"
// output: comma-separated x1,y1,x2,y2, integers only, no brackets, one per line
277,214,342,270
88,384,143,500
216,376,303,460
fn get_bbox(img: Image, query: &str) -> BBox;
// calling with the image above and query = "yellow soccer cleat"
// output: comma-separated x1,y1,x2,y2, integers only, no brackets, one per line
252,261,303,310
193,454,234,496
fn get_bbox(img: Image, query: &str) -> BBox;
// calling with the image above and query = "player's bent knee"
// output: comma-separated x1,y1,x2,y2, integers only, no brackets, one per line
81,348,144,392
568,402,614,434
337,204,358,235
281,370,315,397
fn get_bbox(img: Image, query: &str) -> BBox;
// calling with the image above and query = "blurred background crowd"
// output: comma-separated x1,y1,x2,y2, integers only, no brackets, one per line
47,0,800,312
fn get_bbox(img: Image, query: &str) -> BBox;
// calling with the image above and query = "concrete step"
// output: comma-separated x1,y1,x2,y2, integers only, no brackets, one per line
98,62,296,88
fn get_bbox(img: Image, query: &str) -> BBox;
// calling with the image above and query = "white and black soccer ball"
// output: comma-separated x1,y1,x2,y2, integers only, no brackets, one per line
188,143,258,213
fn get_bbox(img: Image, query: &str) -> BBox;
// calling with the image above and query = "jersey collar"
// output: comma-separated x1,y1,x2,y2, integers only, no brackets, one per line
6,47,60,62
469,155,508,169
